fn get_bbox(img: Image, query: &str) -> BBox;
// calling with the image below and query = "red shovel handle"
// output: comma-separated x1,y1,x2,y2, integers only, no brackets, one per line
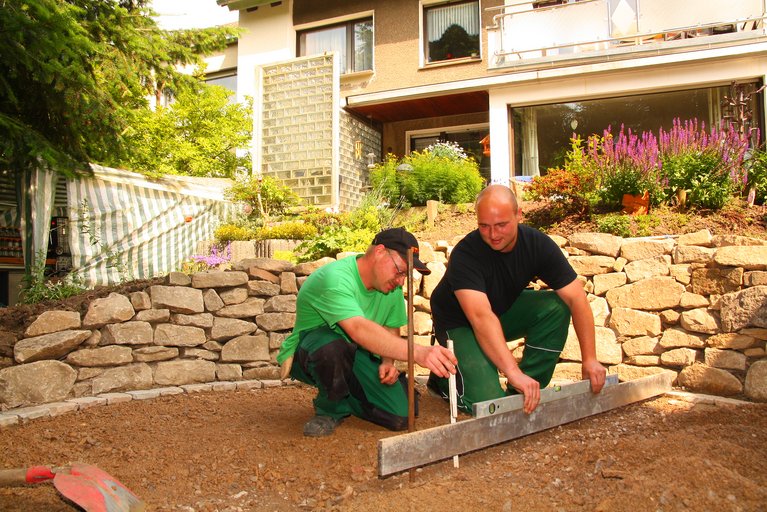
26,466,57,484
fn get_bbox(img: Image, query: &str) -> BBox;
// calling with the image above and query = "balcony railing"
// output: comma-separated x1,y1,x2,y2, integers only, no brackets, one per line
486,0,767,69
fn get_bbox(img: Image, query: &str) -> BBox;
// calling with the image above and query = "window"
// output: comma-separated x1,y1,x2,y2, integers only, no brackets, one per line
298,18,373,74
424,1,480,63
511,84,764,177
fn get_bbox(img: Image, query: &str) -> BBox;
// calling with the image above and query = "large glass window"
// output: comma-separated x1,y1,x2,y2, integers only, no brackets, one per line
424,1,480,63
298,18,373,74
511,84,764,176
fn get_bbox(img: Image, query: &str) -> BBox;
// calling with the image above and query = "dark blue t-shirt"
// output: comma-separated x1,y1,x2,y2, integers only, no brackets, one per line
431,225,576,339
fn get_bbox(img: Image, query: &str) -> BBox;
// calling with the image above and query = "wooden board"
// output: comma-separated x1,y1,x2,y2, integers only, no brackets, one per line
378,372,675,477
473,374,619,417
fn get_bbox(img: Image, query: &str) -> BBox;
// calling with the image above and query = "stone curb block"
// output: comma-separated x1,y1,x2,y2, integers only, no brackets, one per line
664,390,754,407
98,392,133,405
68,397,108,410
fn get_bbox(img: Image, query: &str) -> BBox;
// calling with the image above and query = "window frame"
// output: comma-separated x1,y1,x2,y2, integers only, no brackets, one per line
422,0,481,66
296,16,374,75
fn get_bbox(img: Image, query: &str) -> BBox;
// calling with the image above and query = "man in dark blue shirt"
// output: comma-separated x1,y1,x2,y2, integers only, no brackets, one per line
430,185,606,414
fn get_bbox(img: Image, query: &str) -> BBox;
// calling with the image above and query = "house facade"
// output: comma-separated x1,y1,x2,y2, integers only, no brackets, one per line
213,0,767,210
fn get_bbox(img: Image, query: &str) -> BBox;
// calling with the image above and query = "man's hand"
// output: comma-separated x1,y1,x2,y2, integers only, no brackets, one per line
415,345,457,378
582,359,607,393
505,370,540,414
378,358,400,385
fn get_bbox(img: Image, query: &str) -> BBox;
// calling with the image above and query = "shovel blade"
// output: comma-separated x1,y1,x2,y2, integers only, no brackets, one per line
53,464,145,512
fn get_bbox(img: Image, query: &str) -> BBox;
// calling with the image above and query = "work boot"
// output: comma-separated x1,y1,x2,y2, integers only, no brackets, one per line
303,415,344,437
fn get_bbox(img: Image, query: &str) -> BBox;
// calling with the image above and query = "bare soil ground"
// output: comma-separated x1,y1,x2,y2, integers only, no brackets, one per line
1,199,766,511
1,385,765,511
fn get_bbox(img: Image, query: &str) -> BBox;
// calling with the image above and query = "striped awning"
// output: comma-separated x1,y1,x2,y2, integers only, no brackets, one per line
67,165,234,287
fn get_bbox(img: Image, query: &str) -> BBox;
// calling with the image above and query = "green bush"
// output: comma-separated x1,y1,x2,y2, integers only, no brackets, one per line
745,146,767,205
296,226,376,262
255,222,317,240
370,142,484,206
225,175,300,220
595,213,632,237
20,251,86,305
526,139,597,215
214,224,254,243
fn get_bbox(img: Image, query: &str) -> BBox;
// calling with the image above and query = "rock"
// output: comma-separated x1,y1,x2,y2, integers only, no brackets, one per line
221,334,270,362
216,363,243,381
619,239,675,261
609,364,675,382
191,271,249,289
82,293,135,328
153,360,216,386
171,313,215,329
677,364,742,395
679,308,720,334
673,245,715,264
255,312,296,332
219,287,249,305
210,318,258,341
216,298,266,319
154,324,206,347
0,360,77,408
592,272,627,296
677,229,712,247
679,292,709,309
280,272,298,294
14,330,92,364
711,234,767,247
561,326,621,364
0,331,16,358
706,332,756,350
149,285,204,314
690,267,743,295
422,261,446,299
235,258,294,273
180,348,219,361
269,332,289,350
568,256,616,276
248,267,280,283
605,277,685,310
668,264,692,285
744,360,767,401
134,309,170,323
744,271,767,286
568,233,623,257
203,289,224,312
66,346,133,367
713,246,767,270
101,322,153,346
130,291,152,311
659,328,705,349
704,348,747,371
243,366,281,380
621,336,663,357
247,280,281,297
25,311,81,337
166,272,192,286
264,295,297,313
293,257,334,276
608,308,661,337
133,346,179,362
91,363,153,395
660,347,699,367
720,286,767,332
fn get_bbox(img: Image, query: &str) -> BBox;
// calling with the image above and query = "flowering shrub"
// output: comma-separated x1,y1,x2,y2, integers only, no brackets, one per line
658,118,750,209
527,137,597,214
182,243,232,273
587,125,663,208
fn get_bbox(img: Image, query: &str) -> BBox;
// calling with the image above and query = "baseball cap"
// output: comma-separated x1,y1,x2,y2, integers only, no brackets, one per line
372,227,431,275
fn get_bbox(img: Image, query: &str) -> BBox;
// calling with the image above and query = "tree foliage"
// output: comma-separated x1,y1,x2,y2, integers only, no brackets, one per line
0,0,240,177
121,85,252,178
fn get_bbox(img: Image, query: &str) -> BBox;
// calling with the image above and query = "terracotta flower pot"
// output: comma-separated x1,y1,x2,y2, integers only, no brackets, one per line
621,191,649,215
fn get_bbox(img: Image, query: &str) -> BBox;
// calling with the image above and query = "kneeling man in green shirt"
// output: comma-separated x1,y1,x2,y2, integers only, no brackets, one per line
278,228,457,437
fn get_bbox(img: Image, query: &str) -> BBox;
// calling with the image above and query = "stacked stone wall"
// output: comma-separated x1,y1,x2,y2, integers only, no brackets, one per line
1,229,766,420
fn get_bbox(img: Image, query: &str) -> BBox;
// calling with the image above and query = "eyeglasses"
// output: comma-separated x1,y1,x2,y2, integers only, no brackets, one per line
387,251,408,278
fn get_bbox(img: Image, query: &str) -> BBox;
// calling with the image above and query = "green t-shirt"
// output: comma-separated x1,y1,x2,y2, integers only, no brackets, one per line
277,255,407,364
